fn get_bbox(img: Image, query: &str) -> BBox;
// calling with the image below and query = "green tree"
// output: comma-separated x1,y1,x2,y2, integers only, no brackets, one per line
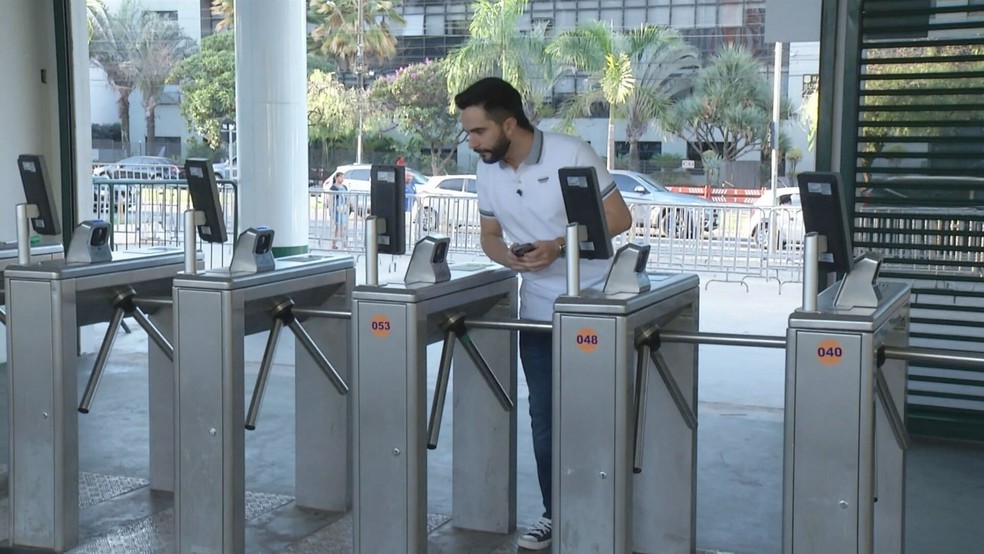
133,15,195,153
88,0,144,154
89,0,194,155
210,0,234,31
308,70,360,167
665,45,786,162
169,32,236,148
799,89,818,153
550,22,699,170
445,0,561,123
308,0,405,71
855,45,984,185
371,60,463,174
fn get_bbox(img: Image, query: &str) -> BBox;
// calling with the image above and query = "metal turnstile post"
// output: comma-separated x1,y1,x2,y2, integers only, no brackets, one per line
552,273,700,553
783,281,910,554
174,258,354,553
352,269,518,553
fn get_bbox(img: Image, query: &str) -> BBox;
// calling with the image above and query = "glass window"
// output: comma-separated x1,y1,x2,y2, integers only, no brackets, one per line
464,178,477,194
439,178,462,191
613,173,644,194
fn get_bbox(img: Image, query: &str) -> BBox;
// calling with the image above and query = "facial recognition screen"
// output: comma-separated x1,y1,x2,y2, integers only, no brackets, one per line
17,154,61,236
370,164,407,255
184,158,228,244
558,166,613,260
797,171,854,275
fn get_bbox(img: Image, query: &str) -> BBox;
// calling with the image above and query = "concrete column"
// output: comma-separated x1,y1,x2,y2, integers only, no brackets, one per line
235,0,308,255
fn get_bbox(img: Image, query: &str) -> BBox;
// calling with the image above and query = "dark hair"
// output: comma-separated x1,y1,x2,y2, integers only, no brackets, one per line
454,77,534,132
334,172,344,180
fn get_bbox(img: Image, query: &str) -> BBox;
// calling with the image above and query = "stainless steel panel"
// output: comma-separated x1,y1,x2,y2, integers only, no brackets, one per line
788,281,909,333
295,268,354,511
873,318,908,553
633,296,698,553
4,250,184,281
172,255,354,291
553,273,700,316
352,266,515,303
7,277,79,550
553,278,700,554
147,305,174,492
353,272,518,552
174,288,246,554
451,291,517,533
353,301,415,553
555,315,622,553
788,331,863,553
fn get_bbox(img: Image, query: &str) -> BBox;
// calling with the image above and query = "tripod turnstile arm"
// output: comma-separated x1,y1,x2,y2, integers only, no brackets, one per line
246,318,285,431
439,314,514,412
874,367,911,451
285,317,349,395
79,306,127,413
650,349,698,431
456,332,514,411
632,342,652,474
426,329,457,449
129,307,173,362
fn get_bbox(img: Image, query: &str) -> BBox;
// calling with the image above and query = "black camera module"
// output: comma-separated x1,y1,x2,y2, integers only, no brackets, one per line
90,226,109,246
432,240,448,263
254,232,273,254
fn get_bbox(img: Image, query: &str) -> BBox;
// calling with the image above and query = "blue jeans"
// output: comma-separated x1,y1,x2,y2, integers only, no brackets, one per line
520,330,552,519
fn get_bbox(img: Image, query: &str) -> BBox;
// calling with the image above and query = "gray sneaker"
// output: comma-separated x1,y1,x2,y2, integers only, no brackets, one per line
517,517,552,550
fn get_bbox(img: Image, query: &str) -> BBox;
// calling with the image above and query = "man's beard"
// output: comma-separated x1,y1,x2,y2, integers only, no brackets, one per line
476,135,510,164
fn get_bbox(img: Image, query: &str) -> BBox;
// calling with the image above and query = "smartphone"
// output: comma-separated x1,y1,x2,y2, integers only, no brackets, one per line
511,242,535,256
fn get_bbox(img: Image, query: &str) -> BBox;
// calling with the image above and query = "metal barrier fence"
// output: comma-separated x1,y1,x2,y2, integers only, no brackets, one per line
92,182,807,284
92,178,238,269
306,189,807,287
96,184,980,289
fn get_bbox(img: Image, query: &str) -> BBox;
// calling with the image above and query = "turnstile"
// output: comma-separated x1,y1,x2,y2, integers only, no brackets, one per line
173,254,354,554
4,248,185,551
552,272,700,553
352,266,518,553
783,280,910,553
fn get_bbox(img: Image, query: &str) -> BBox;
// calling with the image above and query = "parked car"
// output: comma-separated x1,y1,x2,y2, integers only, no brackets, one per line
611,170,720,238
413,175,478,231
93,156,181,180
212,156,237,180
746,186,805,248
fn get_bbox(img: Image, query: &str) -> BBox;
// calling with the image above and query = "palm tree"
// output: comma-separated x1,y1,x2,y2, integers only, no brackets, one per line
88,0,143,155
308,0,405,71
210,0,234,31
445,0,562,124
665,45,777,162
133,15,195,155
549,22,699,170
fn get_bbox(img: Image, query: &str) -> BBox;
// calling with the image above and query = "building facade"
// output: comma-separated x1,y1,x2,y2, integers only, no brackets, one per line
87,0,818,177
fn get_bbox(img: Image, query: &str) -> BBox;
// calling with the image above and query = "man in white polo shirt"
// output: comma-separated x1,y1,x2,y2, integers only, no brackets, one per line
454,77,632,551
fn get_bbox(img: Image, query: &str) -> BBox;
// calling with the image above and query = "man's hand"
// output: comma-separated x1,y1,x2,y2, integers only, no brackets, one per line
505,239,563,273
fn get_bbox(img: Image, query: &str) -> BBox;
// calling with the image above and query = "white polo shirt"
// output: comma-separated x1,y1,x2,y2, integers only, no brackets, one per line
476,129,617,321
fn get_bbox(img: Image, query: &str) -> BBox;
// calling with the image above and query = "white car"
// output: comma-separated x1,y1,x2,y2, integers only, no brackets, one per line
611,170,721,238
413,175,478,232
747,186,805,248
